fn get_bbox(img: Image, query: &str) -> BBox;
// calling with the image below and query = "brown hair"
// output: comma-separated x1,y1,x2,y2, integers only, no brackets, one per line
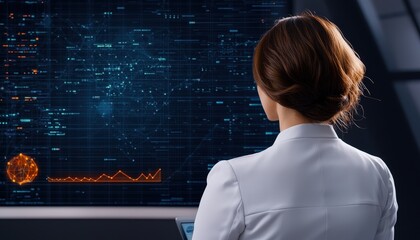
253,13,365,127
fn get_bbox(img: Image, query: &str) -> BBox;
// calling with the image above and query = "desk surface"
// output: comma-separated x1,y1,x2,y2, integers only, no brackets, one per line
0,206,197,219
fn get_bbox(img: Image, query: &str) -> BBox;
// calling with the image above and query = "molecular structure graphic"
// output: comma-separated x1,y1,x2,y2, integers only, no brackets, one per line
6,153,39,185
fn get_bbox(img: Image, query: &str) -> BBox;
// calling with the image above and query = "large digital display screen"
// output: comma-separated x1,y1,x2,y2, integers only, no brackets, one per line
0,0,289,205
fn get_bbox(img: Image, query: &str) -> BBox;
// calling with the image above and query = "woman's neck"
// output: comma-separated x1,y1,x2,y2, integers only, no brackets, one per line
276,104,315,131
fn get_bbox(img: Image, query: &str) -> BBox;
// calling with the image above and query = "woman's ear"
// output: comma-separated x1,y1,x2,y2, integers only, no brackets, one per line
257,86,279,121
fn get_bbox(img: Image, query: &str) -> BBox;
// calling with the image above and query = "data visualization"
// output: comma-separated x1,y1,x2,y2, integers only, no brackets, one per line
46,168,162,183
0,0,289,205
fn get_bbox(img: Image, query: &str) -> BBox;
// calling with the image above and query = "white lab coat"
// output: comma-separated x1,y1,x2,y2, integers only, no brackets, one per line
193,124,397,240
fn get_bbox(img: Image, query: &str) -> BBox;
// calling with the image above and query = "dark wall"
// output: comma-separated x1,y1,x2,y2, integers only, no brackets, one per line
294,0,420,238
0,219,181,240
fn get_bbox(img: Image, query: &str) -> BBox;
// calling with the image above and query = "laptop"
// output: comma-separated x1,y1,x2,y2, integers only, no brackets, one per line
175,217,195,240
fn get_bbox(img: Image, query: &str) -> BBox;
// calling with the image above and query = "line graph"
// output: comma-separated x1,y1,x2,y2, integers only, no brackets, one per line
47,169,161,183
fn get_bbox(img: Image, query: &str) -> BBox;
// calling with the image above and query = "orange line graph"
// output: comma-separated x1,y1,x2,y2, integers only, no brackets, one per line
47,168,161,183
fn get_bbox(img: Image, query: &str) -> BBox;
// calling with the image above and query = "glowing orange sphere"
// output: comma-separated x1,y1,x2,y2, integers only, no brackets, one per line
7,153,38,185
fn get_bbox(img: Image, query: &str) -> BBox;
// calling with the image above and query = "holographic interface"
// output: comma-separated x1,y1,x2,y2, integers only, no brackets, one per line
0,0,289,205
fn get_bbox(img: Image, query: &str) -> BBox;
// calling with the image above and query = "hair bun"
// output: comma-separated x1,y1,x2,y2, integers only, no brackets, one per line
278,86,347,122
253,13,365,127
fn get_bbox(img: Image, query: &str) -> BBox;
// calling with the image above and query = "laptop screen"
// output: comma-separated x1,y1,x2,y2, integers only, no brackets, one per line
175,217,194,240
181,222,194,240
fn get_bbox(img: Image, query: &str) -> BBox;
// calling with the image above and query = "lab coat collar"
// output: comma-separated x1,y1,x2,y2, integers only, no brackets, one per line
273,123,338,145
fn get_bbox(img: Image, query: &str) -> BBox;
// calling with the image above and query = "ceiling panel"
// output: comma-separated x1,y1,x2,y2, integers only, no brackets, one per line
394,80,420,151
381,15,420,71
372,0,405,16
409,0,420,10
